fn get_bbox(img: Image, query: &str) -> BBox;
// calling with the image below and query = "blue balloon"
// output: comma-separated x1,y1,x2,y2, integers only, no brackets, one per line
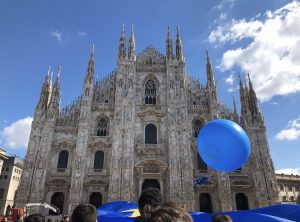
197,119,250,172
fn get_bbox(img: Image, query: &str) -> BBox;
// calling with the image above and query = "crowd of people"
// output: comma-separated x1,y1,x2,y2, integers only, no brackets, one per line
23,188,232,222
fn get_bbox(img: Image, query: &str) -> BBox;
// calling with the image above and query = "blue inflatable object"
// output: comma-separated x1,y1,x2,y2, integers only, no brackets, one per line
197,119,250,172
97,201,300,222
190,211,295,222
97,201,139,222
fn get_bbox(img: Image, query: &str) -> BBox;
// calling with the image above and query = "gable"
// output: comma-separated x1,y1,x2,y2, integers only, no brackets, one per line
137,45,166,72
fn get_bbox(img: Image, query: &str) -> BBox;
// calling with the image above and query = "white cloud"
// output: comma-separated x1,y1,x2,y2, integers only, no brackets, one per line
275,115,300,141
214,0,235,10
219,13,227,20
77,31,87,38
227,86,239,93
225,73,234,85
276,167,300,175
269,101,278,105
209,1,300,102
50,31,63,42
0,117,33,149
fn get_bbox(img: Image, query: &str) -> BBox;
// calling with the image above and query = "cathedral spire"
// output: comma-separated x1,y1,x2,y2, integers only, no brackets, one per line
206,49,215,84
35,67,52,119
128,24,136,59
166,26,174,60
48,67,61,117
238,73,245,113
86,45,95,80
232,96,239,123
42,67,52,105
118,24,126,59
54,66,61,92
248,73,258,105
238,73,243,89
247,73,261,120
233,96,237,113
205,49,219,115
175,26,183,60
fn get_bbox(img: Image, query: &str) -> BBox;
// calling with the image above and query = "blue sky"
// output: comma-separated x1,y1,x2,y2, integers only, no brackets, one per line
0,0,300,174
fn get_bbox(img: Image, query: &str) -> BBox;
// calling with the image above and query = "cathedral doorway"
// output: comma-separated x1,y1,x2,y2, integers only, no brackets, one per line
50,192,64,214
89,192,102,208
142,179,160,191
199,193,213,213
235,193,249,210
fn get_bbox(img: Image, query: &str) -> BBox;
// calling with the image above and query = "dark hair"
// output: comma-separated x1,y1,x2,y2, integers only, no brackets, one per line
71,204,97,222
148,202,193,222
212,214,232,222
138,187,163,219
24,214,44,222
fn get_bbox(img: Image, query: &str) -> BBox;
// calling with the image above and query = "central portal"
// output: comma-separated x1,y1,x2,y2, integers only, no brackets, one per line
142,179,160,191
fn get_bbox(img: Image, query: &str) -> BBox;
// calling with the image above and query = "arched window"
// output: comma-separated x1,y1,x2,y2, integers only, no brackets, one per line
290,196,295,202
96,118,108,136
57,150,69,169
282,196,287,201
145,80,156,104
235,193,249,210
197,153,208,171
94,151,104,170
145,124,157,144
194,120,203,138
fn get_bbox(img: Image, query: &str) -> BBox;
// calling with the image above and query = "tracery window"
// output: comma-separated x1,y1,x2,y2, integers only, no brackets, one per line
194,120,203,138
145,124,157,144
57,150,69,169
145,80,156,104
96,118,108,136
94,151,104,170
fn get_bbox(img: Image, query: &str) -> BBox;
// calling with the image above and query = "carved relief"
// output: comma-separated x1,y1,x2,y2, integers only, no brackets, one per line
143,163,160,173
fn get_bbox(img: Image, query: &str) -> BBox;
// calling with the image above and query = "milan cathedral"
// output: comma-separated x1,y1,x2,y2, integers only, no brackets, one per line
16,26,279,214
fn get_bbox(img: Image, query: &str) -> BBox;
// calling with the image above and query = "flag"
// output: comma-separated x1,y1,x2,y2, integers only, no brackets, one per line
195,176,209,186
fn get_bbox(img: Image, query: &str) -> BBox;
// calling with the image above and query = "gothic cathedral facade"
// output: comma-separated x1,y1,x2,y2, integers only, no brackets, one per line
16,27,279,214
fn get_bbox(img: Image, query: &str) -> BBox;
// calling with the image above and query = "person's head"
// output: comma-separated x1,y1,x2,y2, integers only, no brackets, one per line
138,187,163,219
211,214,232,222
71,204,97,222
148,202,193,222
24,214,44,222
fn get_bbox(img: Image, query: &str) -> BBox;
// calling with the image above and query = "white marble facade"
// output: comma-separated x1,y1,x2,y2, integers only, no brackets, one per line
16,27,279,215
